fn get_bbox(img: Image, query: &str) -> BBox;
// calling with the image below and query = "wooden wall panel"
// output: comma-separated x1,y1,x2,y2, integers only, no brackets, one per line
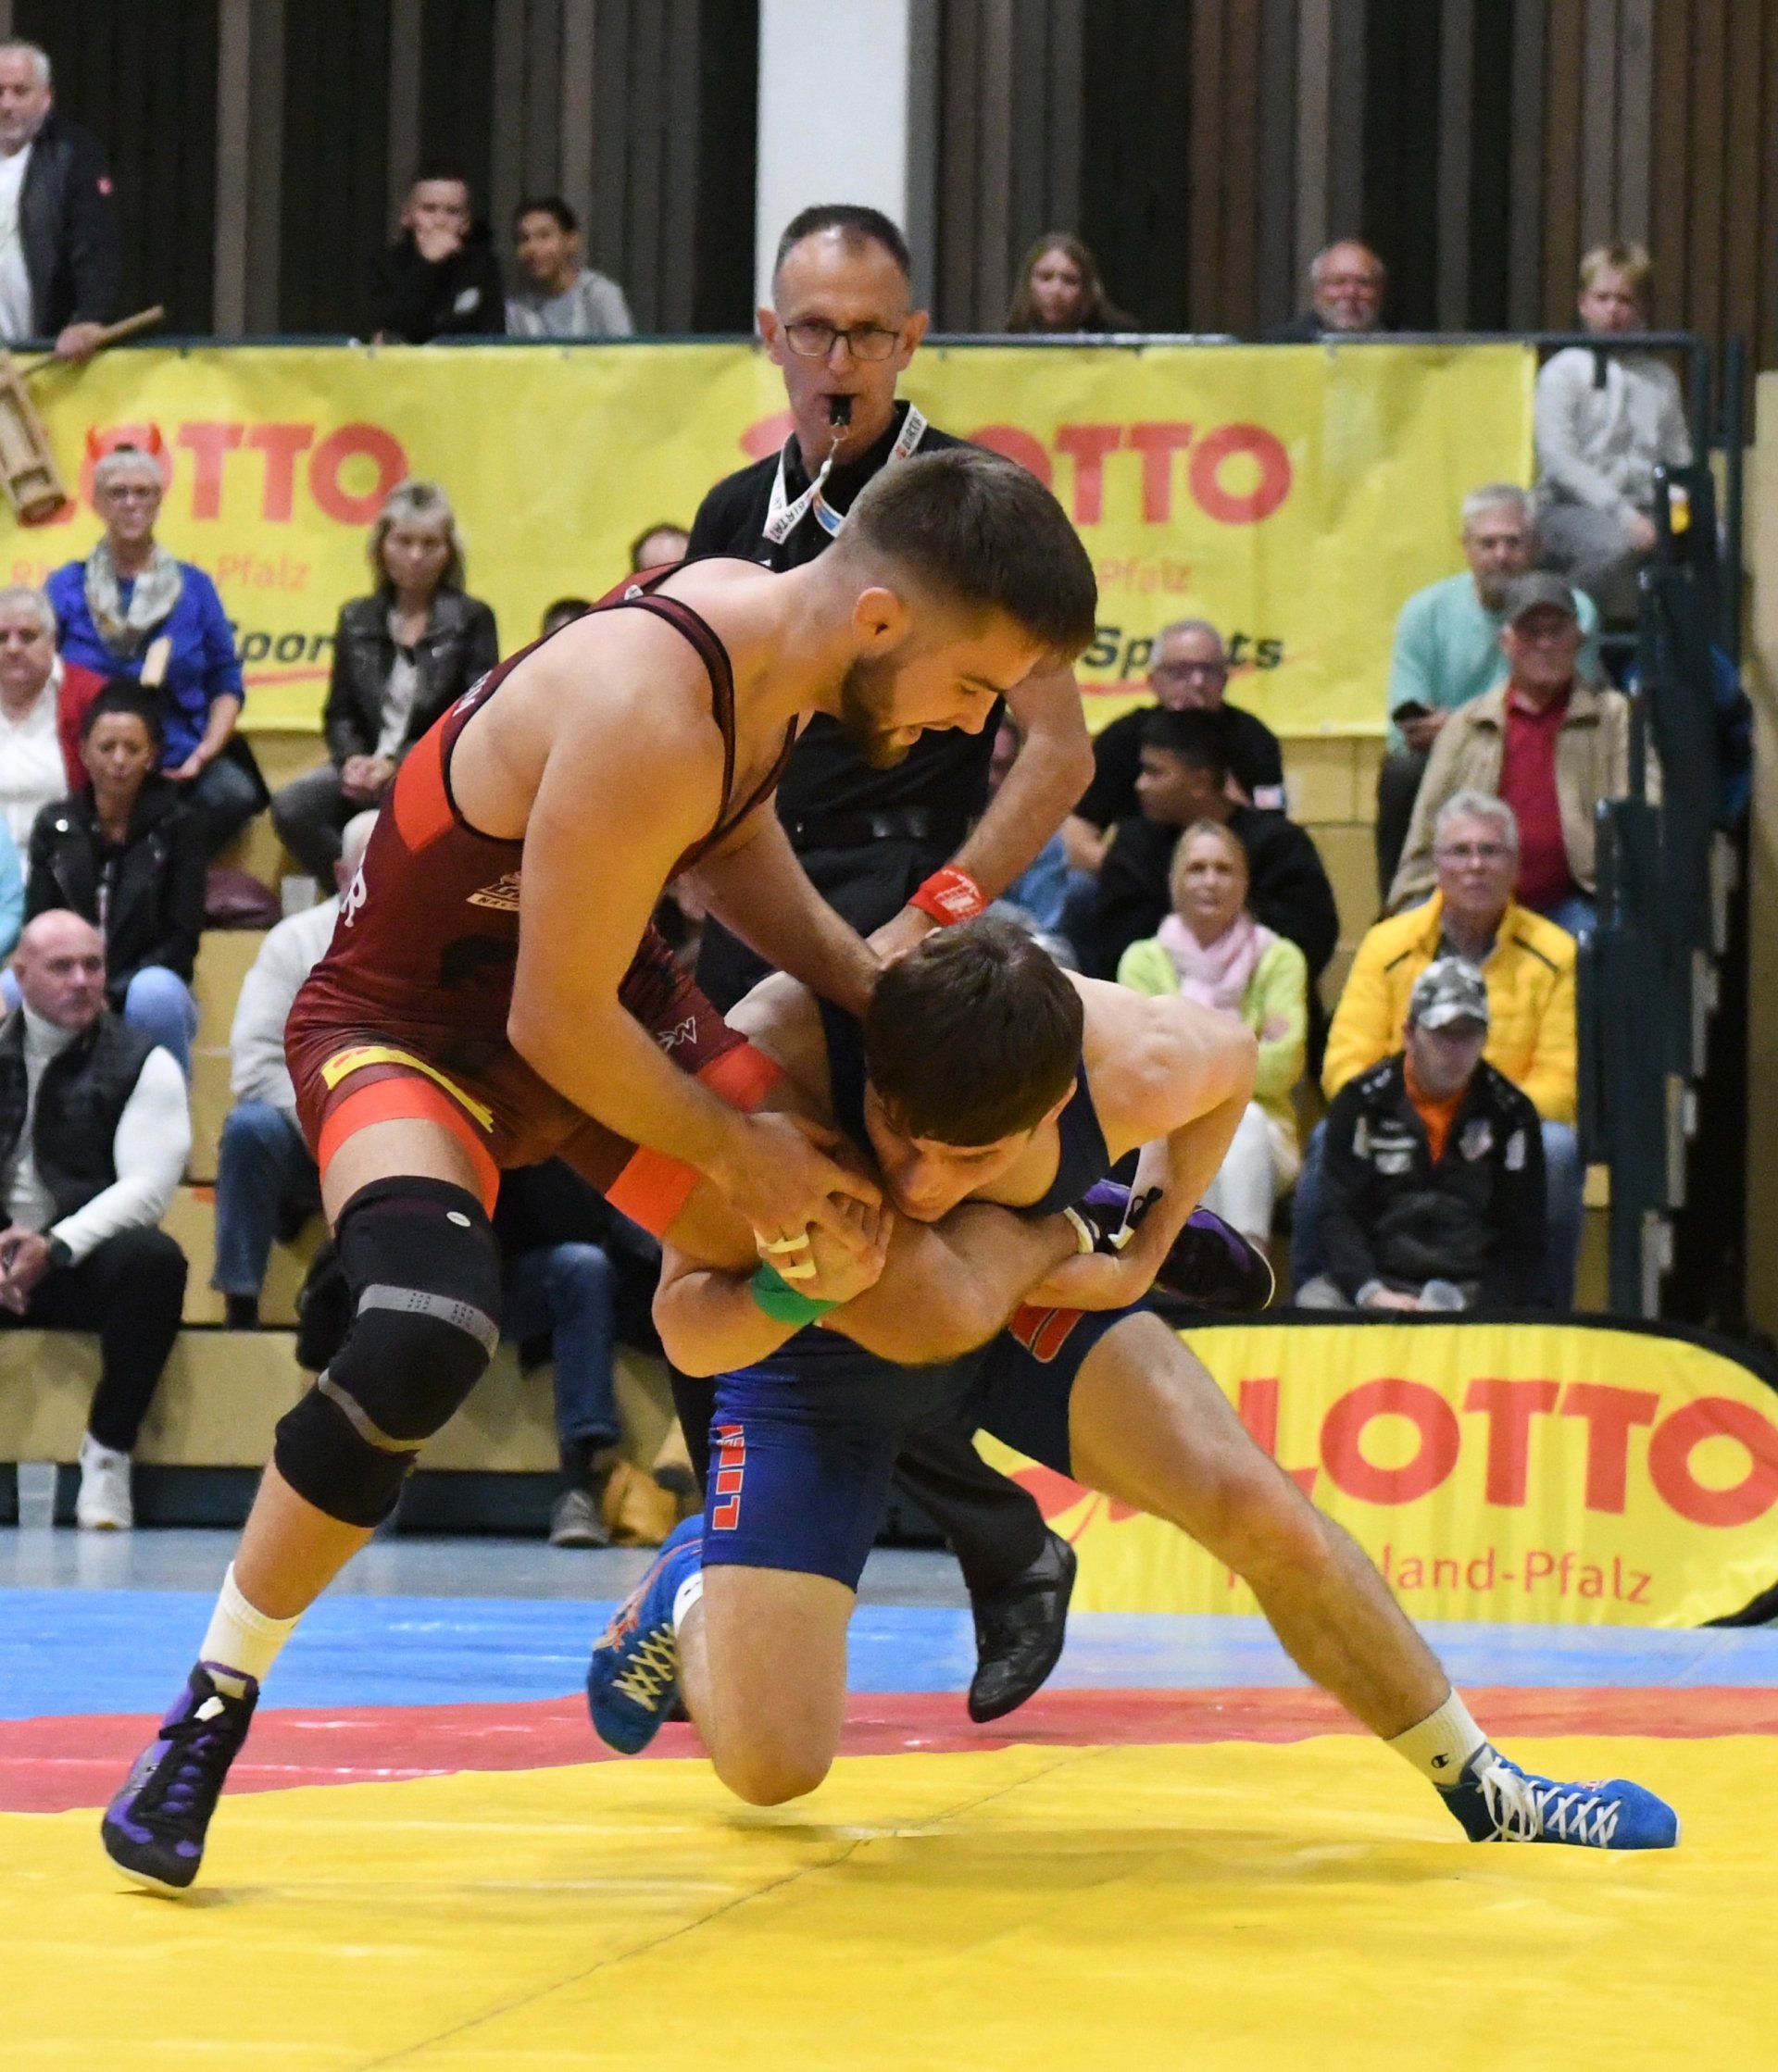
279,0,393,334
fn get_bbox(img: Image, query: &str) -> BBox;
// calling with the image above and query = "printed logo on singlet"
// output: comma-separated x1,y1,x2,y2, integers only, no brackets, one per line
711,1423,746,1530
1008,1303,1085,1364
341,864,368,929
467,872,523,912
656,1016,698,1052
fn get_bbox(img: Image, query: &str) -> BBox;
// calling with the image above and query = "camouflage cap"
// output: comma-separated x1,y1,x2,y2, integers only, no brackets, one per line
1501,571,1581,626
1409,955,1490,1030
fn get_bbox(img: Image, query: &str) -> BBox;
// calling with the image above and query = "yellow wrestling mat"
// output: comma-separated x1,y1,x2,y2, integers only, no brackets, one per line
4,1736,1772,2069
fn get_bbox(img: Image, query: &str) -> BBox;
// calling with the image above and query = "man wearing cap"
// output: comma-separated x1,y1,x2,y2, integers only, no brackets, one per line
1296,958,1546,1312
1385,574,1648,937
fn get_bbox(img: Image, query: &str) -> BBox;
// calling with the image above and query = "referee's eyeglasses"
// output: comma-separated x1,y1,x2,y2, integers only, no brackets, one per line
783,318,903,362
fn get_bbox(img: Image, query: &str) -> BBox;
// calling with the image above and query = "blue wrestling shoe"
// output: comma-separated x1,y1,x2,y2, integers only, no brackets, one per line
1439,1745,1679,1849
1071,1182,1276,1313
100,1664,259,1892
587,1517,703,1754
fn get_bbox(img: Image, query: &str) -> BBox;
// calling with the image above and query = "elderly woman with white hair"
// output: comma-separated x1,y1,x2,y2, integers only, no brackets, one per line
0,581,106,847
270,480,498,877
47,444,262,855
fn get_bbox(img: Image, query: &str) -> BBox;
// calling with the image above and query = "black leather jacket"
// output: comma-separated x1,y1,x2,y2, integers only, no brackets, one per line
20,112,121,334
25,779,206,1005
322,589,500,766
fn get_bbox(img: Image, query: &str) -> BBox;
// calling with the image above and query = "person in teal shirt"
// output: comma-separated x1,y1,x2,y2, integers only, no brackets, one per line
1376,484,1599,894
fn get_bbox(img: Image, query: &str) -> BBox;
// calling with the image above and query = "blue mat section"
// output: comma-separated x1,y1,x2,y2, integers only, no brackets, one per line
4,1588,1777,1719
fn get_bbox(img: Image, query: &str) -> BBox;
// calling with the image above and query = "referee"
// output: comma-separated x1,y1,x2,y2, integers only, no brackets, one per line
682,205,1095,1722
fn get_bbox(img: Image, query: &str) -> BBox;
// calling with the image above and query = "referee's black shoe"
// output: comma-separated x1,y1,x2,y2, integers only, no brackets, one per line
967,1529,1076,1723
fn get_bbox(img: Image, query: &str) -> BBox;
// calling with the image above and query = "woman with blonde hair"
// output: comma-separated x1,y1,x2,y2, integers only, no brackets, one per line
271,481,498,875
1006,231,1133,333
1117,819,1305,1241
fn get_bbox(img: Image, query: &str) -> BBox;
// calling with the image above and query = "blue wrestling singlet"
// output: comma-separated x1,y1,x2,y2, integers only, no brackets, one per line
699,1001,1151,1590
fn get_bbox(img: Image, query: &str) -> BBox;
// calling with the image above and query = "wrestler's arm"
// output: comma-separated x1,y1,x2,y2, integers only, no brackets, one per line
1020,982,1257,1311
655,1201,1081,1378
507,673,874,1239
686,803,877,1016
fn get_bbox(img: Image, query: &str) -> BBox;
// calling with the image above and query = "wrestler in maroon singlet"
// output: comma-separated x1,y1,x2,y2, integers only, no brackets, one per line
284,566,789,1230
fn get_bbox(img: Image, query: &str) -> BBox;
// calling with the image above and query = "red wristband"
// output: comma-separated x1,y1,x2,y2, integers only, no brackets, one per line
908,866,988,927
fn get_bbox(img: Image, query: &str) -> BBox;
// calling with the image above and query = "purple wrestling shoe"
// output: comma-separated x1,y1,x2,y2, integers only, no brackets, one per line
1069,1181,1276,1313
100,1664,258,1892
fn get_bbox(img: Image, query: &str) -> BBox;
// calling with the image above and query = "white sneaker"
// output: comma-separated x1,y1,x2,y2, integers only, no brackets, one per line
76,1435,133,1530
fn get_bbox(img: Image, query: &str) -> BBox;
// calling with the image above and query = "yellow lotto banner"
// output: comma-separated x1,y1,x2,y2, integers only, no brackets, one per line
8,340,1532,735
977,1318,1778,1627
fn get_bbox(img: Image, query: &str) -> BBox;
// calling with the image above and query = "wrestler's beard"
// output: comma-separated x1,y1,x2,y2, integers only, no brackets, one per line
837,654,917,769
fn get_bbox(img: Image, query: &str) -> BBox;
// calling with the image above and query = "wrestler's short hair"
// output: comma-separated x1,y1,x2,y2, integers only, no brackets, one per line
864,916,1083,1146
842,448,1097,663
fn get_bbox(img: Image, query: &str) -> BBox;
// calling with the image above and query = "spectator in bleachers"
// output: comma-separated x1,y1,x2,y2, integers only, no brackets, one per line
270,481,498,877
1387,574,1647,937
506,196,633,339
494,1160,662,1548
1534,241,1692,623
1065,617,1285,876
983,715,1080,950
1376,486,1602,896
48,446,261,856
630,523,689,572
0,909,190,1529
367,161,504,343
0,39,119,358
1296,958,1546,1313
1265,240,1388,342
0,584,106,848
1005,233,1133,333
21,683,205,1073
1117,819,1305,1241
1321,789,1582,1304
211,811,377,1331
540,597,592,638
1074,707,1338,986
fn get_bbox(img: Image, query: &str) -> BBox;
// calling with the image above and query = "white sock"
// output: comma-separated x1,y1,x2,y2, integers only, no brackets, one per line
671,1568,705,1636
198,1565,300,1691
1389,1690,1487,1786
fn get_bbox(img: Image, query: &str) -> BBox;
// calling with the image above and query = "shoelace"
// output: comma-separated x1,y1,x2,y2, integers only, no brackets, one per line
1480,1760,1621,1846
134,1700,243,1821
610,1628,679,1710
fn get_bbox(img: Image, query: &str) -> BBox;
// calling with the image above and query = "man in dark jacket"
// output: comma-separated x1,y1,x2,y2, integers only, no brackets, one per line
0,41,120,357
1073,706,1338,981
367,164,505,343
0,909,190,1529
1263,240,1389,344
1297,958,1546,1311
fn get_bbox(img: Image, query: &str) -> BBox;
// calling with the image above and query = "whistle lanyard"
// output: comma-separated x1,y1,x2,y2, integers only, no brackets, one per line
761,405,928,548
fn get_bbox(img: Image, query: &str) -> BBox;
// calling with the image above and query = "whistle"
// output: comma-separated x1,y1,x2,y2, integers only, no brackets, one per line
827,393,853,430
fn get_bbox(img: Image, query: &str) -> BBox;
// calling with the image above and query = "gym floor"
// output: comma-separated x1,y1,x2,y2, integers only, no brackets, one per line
4,1494,1775,2069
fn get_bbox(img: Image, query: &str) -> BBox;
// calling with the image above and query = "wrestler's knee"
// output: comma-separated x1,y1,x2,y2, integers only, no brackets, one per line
713,1736,835,1807
273,1178,501,1527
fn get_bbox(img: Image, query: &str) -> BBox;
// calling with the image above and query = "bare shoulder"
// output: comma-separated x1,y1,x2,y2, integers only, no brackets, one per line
723,972,835,1119
1075,976,1257,1155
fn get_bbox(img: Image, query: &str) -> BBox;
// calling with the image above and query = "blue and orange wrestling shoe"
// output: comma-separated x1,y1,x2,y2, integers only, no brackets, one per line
587,1517,704,1754
100,1664,260,1892
1440,1746,1680,1849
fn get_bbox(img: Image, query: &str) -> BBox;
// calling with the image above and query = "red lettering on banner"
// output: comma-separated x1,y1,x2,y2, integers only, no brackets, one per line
1320,1378,1460,1505
176,422,244,519
307,422,408,525
1559,1383,1659,1514
1125,422,1194,521
1463,1377,1561,1506
969,423,1053,487
1054,424,1122,524
1647,1396,1778,1527
246,422,317,521
1186,422,1292,524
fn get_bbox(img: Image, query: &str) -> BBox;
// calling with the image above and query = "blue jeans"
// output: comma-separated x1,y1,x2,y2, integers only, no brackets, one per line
0,963,198,1075
211,1100,319,1297
1291,1115,1584,1309
183,752,263,856
503,1242,619,1450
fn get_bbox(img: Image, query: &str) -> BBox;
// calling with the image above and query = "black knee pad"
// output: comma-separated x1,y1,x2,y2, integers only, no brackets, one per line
274,1178,502,1527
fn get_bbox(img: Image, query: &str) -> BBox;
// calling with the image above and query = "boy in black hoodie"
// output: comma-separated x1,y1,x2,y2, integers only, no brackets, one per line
367,163,504,343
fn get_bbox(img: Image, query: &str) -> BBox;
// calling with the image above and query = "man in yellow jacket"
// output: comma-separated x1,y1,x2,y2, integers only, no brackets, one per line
1300,789,1583,1304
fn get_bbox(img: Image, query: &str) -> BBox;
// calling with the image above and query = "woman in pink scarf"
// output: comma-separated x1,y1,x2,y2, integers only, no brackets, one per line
1117,819,1306,1241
